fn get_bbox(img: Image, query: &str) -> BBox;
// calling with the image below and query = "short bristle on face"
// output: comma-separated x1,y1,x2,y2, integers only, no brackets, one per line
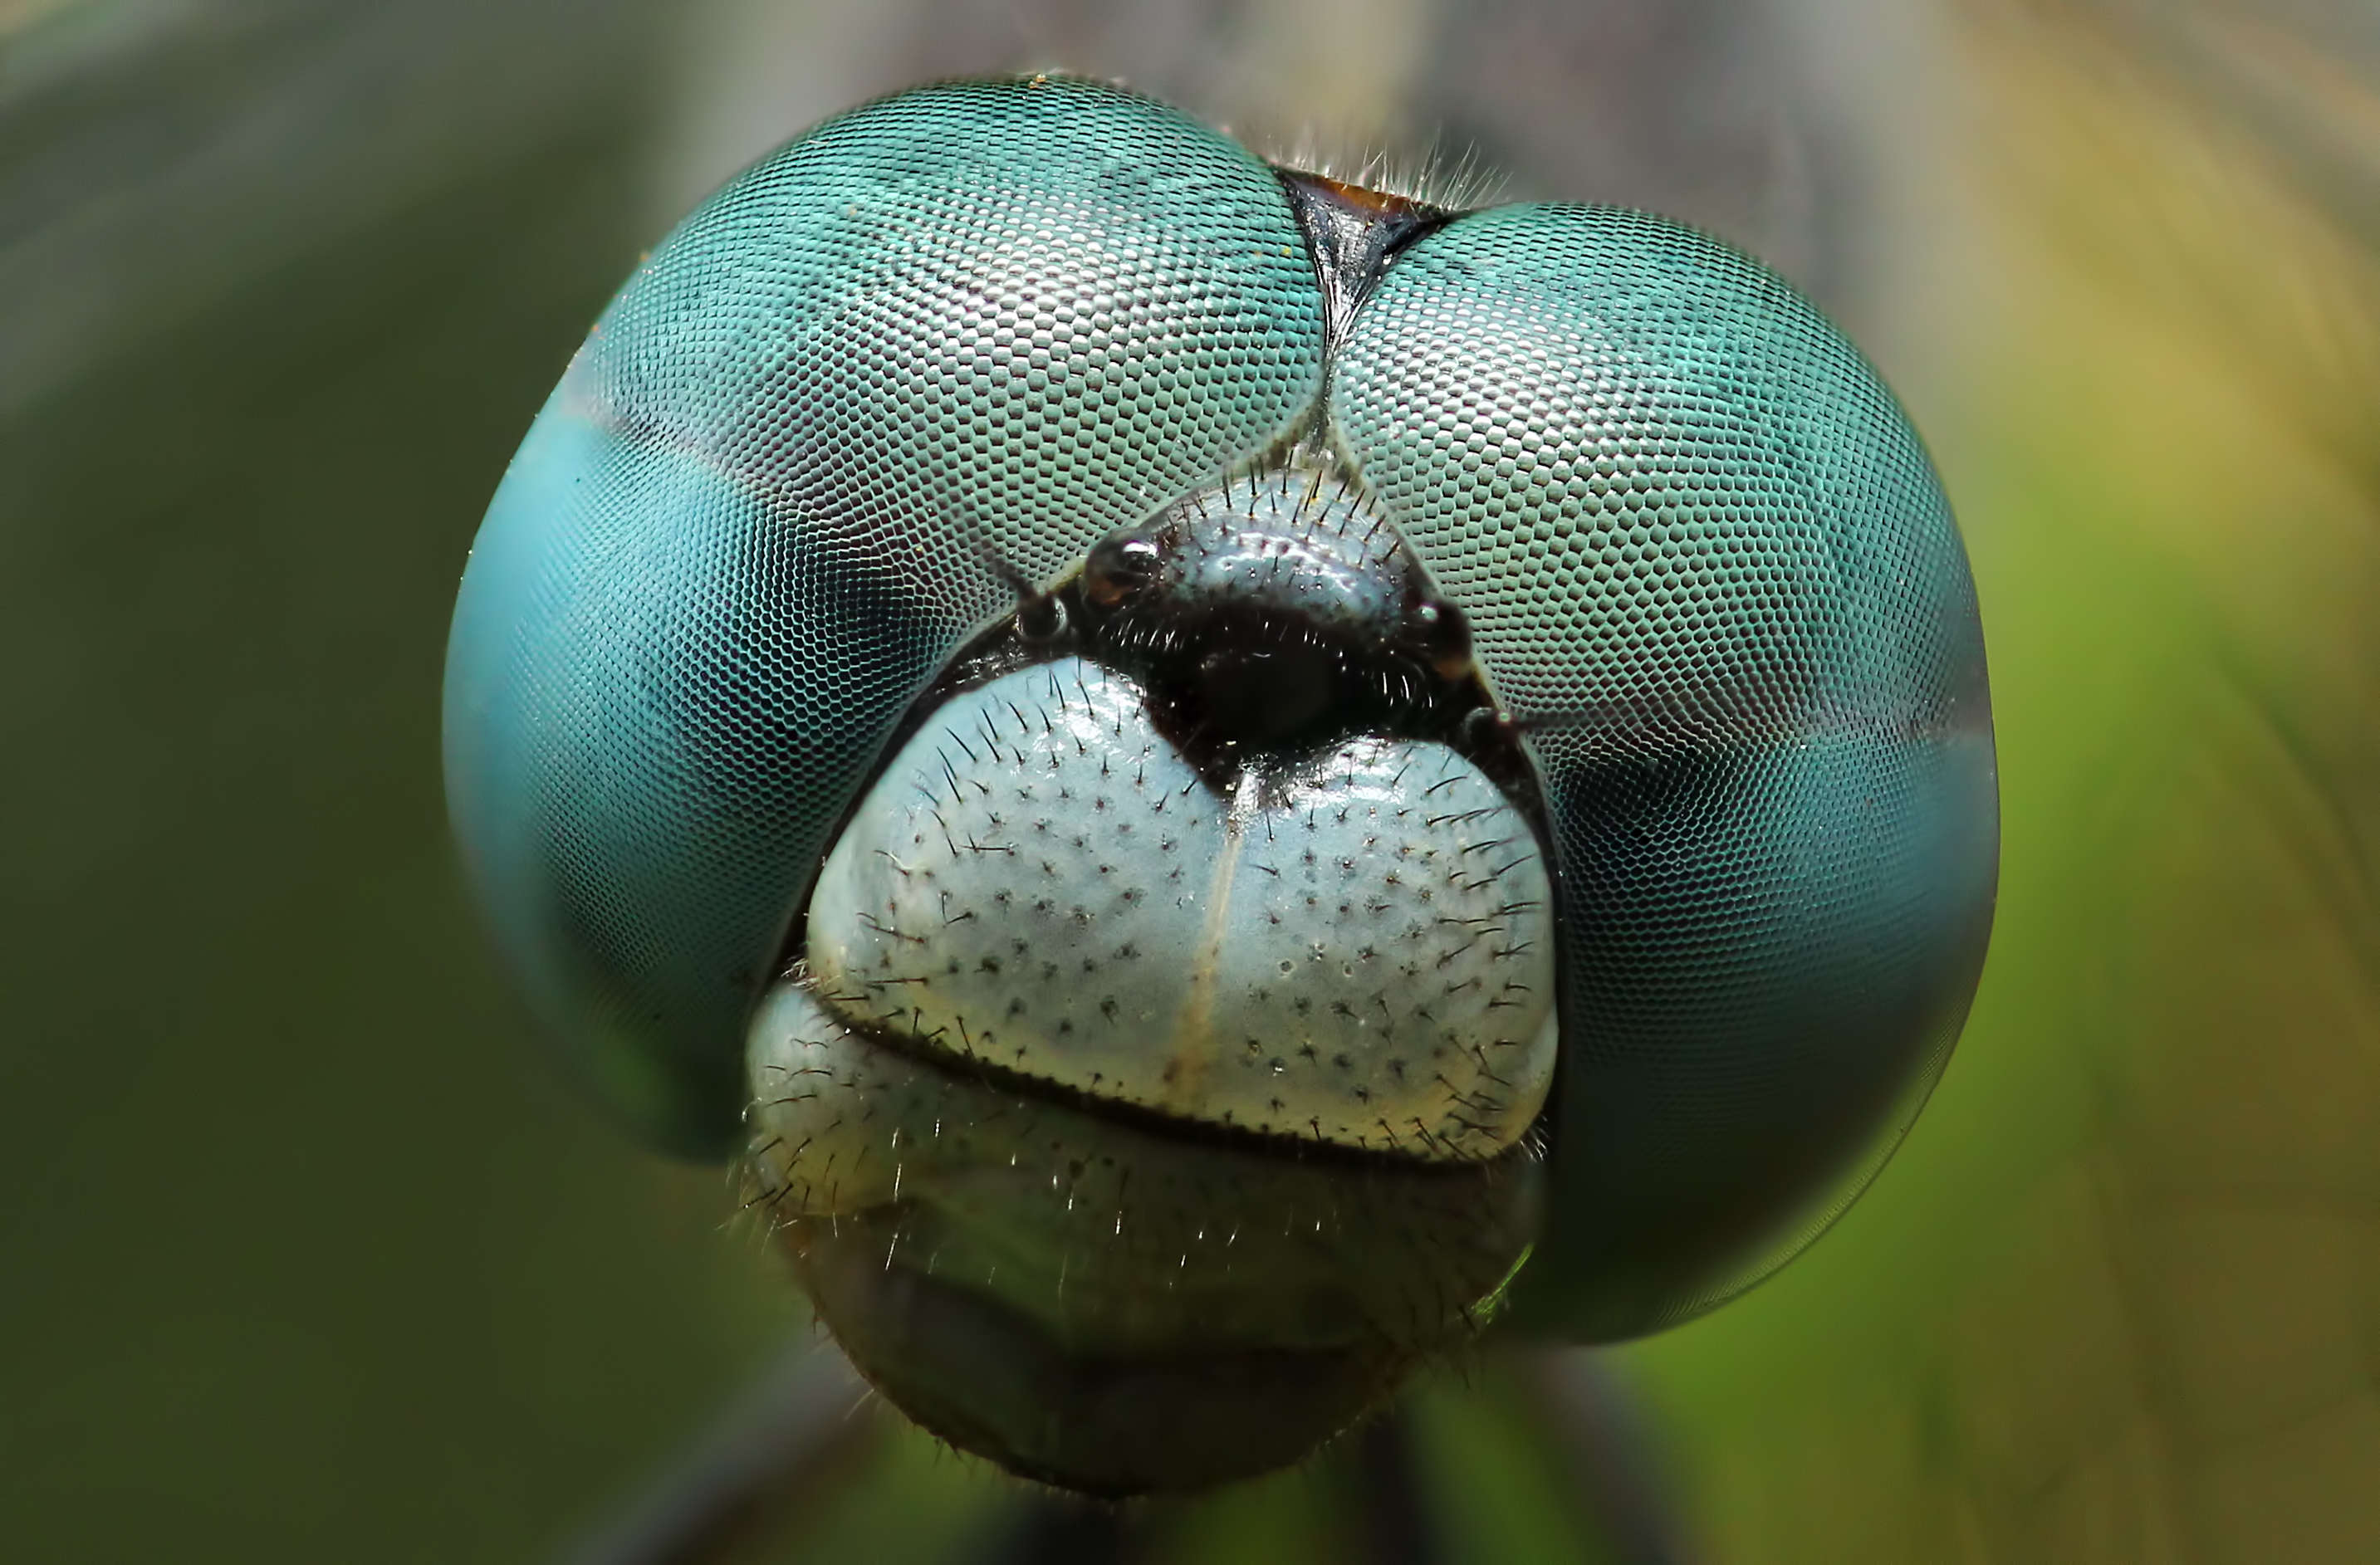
1263,129,1508,215
445,72,1994,1495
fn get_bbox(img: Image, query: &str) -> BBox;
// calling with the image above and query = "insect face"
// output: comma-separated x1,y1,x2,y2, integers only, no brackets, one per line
443,74,1996,1493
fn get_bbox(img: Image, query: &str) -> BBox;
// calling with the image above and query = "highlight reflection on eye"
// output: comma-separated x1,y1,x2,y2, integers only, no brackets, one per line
441,73,1997,1495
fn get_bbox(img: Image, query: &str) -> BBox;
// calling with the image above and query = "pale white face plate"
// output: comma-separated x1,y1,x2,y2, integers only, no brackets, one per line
800,655,1558,1162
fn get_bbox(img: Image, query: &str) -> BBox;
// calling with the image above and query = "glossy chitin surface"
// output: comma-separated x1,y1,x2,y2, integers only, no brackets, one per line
1135,466,1415,636
444,76,1996,1346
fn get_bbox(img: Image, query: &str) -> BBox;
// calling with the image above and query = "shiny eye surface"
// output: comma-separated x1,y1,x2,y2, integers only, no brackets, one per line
1330,203,1997,1334
443,76,1326,1154
443,73,1996,1494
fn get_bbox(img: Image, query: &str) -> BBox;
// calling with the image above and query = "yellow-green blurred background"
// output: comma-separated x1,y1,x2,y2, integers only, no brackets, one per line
4,1,2373,1559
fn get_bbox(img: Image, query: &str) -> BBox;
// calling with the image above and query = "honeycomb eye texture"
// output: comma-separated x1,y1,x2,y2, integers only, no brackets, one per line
443,79,1996,1365
441,78,1325,1151
1332,203,1996,1334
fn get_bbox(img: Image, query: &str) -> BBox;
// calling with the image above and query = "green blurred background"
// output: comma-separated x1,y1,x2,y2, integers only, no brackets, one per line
4,1,2373,1559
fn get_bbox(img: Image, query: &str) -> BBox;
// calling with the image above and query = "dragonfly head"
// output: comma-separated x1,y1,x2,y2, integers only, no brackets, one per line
749,461,1559,1491
443,73,1996,1494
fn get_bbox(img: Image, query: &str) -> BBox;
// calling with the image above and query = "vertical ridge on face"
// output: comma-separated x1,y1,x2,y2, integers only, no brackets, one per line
801,658,1560,1159
1328,203,1997,1336
447,71,1999,1404
443,77,1328,1152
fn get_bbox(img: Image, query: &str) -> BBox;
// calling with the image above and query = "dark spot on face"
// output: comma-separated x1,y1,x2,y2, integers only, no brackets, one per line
1194,646,1336,741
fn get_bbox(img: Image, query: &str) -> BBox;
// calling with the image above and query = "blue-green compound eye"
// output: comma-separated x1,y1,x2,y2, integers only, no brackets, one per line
443,75,1995,1493
1330,208,1997,1336
444,76,1326,1152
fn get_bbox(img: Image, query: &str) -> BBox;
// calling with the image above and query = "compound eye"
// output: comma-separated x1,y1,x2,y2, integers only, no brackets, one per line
1331,201,1997,1339
1082,532,1163,607
442,76,1325,1155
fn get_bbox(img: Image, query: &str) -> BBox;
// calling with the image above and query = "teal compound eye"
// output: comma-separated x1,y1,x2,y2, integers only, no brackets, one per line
1328,205,1999,1338
442,76,1996,1494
